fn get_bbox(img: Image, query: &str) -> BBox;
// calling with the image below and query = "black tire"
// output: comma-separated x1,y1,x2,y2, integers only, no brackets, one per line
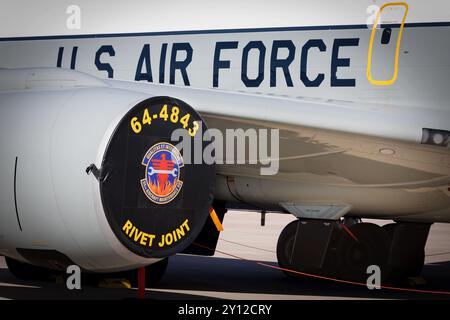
5,257,54,281
125,258,169,288
382,223,425,280
145,257,169,287
276,220,299,276
333,223,391,283
382,223,396,239
277,220,340,278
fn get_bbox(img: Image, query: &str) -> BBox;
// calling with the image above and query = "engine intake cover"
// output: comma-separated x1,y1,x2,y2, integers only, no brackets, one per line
100,96,215,258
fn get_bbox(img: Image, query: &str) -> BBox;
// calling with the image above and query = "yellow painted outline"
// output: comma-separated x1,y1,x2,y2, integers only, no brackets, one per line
367,2,408,86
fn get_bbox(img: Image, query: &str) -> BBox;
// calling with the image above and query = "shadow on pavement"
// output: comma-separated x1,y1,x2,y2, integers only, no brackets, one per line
159,255,450,300
1,255,450,300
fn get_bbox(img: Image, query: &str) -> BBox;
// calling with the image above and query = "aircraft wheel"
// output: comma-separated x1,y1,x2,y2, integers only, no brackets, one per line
333,223,391,283
383,223,425,281
144,257,169,287
277,219,338,278
123,257,169,288
5,257,54,281
276,220,300,276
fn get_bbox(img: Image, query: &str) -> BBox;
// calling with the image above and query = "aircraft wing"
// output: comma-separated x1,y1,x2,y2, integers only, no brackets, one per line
2,68,448,221
108,79,450,221
109,79,450,178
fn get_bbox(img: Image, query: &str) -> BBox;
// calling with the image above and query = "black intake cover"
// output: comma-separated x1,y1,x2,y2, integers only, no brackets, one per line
100,96,215,258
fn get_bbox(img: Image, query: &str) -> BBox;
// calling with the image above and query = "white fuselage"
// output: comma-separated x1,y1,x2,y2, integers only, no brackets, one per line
0,1,449,271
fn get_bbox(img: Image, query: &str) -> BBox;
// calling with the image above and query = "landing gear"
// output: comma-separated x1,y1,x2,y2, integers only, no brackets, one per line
128,258,169,287
330,223,390,282
71,258,169,288
383,222,431,282
5,257,54,281
276,219,338,278
276,219,430,284
276,220,299,275
107,258,169,288
6,256,169,288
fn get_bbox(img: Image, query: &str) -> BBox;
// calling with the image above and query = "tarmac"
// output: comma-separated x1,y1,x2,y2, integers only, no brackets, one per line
1,211,450,300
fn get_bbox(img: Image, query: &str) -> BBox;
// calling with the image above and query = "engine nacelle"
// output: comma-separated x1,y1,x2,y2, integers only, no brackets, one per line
0,71,214,272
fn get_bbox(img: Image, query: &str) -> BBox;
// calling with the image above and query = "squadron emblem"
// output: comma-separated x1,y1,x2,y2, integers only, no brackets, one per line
141,142,184,204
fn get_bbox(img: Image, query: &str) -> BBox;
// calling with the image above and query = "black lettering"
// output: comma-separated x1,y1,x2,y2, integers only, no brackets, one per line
270,40,295,87
331,38,359,87
135,44,153,82
300,39,326,87
159,43,167,83
213,41,238,88
170,43,192,85
241,41,266,87
70,46,78,70
57,47,64,68
95,45,115,78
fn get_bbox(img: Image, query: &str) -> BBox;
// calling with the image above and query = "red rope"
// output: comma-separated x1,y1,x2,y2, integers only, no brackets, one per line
219,238,276,253
340,223,359,243
194,241,450,296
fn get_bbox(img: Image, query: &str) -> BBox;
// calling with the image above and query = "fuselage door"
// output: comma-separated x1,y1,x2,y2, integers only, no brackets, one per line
367,2,409,86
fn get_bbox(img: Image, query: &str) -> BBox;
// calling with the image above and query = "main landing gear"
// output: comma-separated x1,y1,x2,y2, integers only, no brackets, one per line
276,218,431,283
5,256,168,288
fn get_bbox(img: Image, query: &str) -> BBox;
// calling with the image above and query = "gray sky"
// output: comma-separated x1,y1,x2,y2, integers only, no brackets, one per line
0,0,448,37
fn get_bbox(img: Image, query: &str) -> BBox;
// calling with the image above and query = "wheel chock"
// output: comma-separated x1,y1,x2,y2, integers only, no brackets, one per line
407,276,427,286
98,278,132,289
